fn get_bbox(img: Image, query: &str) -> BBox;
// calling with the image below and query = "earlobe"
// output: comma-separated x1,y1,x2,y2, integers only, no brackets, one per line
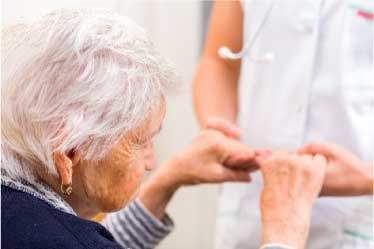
53,151,74,195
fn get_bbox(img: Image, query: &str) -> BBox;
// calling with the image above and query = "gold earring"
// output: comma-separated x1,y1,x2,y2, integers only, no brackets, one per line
61,183,73,195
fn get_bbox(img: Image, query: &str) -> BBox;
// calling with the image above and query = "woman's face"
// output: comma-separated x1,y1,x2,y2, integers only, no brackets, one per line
75,103,165,213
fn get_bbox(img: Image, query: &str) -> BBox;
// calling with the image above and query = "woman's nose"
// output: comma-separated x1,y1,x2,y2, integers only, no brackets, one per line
144,159,155,171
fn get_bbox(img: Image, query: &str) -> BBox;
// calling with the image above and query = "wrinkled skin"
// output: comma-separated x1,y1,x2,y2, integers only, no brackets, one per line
259,152,327,249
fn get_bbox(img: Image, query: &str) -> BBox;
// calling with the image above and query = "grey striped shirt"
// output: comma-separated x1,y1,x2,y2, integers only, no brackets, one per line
1,173,290,249
102,200,290,249
102,199,174,249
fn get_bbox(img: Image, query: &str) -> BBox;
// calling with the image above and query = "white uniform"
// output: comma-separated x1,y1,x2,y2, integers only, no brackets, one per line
215,0,374,248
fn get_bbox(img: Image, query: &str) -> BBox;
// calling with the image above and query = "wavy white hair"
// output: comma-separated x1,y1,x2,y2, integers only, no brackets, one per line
1,9,178,181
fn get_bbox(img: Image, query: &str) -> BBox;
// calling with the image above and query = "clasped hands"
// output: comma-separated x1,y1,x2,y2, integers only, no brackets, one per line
204,118,373,197
140,118,372,249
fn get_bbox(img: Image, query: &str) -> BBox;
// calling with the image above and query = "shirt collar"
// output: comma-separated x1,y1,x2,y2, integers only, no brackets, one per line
1,169,76,216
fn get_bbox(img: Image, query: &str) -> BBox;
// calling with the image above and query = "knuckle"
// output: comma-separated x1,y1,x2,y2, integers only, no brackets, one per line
216,167,230,179
276,156,293,168
200,129,222,141
307,142,320,149
198,130,220,147
206,138,222,153
302,164,314,176
262,157,278,169
270,154,287,164
262,155,289,172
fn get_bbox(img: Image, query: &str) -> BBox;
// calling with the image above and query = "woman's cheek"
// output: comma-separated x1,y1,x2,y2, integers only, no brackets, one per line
124,166,145,202
118,149,146,200
96,164,145,212
95,145,145,211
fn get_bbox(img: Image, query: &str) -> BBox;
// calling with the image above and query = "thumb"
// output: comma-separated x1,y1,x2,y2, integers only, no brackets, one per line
220,138,258,170
254,149,273,163
298,142,335,158
218,167,252,182
205,118,241,139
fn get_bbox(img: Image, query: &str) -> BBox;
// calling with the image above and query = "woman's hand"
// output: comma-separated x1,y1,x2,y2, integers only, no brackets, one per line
163,129,258,186
299,142,373,196
259,152,327,249
139,129,258,219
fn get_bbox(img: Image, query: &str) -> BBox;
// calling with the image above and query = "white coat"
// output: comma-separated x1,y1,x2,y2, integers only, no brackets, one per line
215,0,374,248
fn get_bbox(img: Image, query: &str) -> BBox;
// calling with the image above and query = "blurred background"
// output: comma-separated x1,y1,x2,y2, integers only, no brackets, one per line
2,1,218,248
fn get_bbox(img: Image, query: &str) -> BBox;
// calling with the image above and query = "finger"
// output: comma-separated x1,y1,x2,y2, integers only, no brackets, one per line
314,154,327,164
224,152,259,171
218,167,252,182
300,154,313,161
255,149,273,157
298,142,335,157
313,154,327,171
254,149,273,164
205,118,241,139
220,138,257,170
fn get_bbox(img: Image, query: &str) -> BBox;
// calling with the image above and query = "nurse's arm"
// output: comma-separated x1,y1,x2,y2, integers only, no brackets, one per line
193,1,243,127
299,142,373,196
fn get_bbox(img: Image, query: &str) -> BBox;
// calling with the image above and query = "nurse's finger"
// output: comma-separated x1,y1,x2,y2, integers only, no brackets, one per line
254,149,273,163
217,167,252,182
218,137,258,170
298,142,335,157
224,153,260,171
205,117,241,139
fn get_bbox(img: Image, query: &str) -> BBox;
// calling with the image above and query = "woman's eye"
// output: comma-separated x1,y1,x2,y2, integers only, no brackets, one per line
134,137,149,146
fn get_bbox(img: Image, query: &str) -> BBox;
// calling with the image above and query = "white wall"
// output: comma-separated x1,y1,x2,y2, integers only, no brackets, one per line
2,1,219,249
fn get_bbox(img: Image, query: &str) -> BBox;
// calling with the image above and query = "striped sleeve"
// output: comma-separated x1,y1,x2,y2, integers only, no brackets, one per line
260,244,296,249
102,199,174,249
260,247,293,249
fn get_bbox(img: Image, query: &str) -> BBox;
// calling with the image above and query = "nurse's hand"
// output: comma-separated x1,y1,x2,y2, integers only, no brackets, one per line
204,117,241,139
299,142,373,196
259,152,327,249
205,117,274,163
163,129,259,185
139,129,259,219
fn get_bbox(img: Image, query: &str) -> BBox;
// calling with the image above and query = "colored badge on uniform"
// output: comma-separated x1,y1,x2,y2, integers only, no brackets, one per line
349,0,374,20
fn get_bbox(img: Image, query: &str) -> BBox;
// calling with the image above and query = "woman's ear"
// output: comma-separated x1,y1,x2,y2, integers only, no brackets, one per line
53,150,81,194
68,149,82,167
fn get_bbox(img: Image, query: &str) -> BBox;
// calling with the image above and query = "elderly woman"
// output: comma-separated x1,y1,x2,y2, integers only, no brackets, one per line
2,9,327,249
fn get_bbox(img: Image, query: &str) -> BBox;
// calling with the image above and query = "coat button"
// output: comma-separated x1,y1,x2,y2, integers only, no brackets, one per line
294,12,317,33
297,104,305,113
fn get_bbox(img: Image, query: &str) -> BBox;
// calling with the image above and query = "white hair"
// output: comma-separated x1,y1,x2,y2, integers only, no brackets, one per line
1,9,178,181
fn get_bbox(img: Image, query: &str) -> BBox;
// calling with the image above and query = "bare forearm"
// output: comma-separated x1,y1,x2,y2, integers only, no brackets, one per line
138,160,180,219
193,57,239,126
193,1,242,127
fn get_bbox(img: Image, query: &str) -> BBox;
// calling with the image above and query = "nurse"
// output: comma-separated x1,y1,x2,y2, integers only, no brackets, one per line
194,1,373,249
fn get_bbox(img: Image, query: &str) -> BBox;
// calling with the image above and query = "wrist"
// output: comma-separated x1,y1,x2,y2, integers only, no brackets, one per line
146,160,182,198
156,158,185,190
138,160,181,219
261,204,311,249
262,221,309,249
260,243,296,249
361,161,373,194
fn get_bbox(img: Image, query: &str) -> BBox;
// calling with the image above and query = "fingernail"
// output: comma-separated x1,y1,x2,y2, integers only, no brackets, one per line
255,149,272,157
